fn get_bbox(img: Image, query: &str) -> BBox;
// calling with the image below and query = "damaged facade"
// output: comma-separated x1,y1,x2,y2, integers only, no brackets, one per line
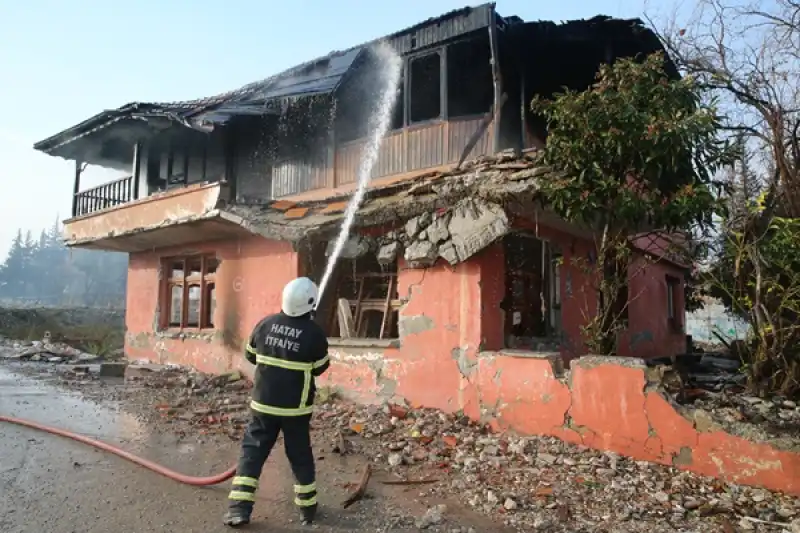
36,4,799,494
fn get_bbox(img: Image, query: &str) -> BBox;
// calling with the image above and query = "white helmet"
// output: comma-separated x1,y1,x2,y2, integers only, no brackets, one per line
281,277,319,317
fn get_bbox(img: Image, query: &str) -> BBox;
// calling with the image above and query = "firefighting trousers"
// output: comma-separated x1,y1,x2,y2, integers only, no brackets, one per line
228,413,317,510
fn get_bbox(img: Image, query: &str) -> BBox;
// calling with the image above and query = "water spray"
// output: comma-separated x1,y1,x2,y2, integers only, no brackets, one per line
317,42,402,301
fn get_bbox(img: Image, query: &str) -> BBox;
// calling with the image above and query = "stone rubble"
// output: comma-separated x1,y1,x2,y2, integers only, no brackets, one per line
313,401,799,532
4,360,798,532
0,334,103,364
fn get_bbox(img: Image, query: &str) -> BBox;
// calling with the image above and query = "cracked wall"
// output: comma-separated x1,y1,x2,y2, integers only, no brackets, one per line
117,219,795,494
125,235,298,375
318,238,799,496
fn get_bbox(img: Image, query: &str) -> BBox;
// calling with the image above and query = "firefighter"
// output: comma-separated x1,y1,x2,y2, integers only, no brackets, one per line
223,277,330,528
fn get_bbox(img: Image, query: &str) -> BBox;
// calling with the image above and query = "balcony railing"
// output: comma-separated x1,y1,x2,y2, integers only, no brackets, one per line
72,176,135,217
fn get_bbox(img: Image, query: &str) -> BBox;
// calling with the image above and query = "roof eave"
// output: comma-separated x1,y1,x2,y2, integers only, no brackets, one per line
33,108,125,154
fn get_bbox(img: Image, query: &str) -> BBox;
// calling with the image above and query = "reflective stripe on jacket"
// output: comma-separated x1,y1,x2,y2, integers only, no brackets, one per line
245,312,330,416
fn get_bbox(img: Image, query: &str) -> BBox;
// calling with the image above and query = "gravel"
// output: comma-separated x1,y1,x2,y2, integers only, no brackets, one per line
5,360,799,533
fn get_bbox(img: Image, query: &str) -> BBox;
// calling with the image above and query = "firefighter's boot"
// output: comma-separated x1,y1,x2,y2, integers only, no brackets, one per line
222,505,252,528
300,503,318,525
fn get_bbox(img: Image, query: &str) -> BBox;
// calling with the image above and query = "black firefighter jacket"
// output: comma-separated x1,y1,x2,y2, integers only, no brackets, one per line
245,312,330,417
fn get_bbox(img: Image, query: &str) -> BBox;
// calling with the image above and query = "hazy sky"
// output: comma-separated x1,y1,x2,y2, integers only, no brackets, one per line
0,0,662,259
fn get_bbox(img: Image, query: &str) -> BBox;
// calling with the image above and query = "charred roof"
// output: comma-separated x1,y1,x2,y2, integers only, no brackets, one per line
33,4,672,169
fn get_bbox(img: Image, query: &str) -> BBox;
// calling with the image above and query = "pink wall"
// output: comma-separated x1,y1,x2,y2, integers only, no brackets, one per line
125,234,298,373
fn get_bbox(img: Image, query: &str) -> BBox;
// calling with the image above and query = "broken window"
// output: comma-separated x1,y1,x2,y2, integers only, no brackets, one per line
328,254,400,339
409,52,442,123
446,37,493,117
501,233,561,350
163,255,218,329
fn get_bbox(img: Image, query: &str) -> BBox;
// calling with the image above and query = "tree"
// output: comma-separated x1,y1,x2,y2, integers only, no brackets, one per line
651,0,800,396
0,230,27,299
0,220,127,308
531,52,730,355
651,0,799,219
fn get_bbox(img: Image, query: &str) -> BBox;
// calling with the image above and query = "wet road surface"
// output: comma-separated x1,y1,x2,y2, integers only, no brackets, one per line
0,365,504,532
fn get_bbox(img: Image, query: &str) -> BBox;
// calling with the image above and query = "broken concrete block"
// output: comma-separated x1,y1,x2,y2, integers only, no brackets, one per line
99,362,128,378
405,217,421,239
377,241,399,265
438,241,459,265
404,241,438,267
326,235,371,259
447,200,509,263
426,216,450,244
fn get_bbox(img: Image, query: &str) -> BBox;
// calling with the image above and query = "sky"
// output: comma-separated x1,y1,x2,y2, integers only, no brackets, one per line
0,0,666,260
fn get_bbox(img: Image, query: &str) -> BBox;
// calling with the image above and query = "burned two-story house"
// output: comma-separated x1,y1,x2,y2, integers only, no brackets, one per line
35,4,689,418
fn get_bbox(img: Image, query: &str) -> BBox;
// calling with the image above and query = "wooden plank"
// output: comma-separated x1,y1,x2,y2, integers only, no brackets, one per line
336,298,355,338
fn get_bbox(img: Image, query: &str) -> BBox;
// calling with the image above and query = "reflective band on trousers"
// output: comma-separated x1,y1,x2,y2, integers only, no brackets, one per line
232,476,259,488
295,496,318,507
246,345,329,416
250,400,314,416
294,482,316,494
229,491,256,502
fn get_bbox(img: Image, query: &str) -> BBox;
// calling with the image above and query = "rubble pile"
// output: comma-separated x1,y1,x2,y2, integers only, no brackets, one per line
648,351,800,451
15,362,798,532
0,335,102,364
687,393,800,451
120,365,254,440
315,402,800,532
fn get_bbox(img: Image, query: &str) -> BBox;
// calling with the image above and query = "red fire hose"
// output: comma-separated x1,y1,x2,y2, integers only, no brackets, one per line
0,414,237,486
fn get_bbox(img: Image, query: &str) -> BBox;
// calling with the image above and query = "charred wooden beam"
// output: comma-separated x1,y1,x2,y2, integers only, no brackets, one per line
456,92,508,169
488,8,503,154
71,160,82,218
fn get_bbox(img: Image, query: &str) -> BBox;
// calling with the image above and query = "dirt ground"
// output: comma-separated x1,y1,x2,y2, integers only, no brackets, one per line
0,363,511,533
1,359,799,533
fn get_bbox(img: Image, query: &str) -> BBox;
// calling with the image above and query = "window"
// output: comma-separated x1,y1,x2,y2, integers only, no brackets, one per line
409,52,442,123
501,233,561,349
163,255,218,329
666,275,681,329
167,148,188,186
326,255,399,339
446,37,493,117
390,71,405,130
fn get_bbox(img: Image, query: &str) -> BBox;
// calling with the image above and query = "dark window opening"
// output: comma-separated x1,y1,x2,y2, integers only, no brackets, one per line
306,244,400,340
163,255,219,330
146,147,167,191
409,52,442,123
599,260,629,323
447,38,493,117
502,233,561,350
666,275,681,330
390,71,405,130
167,148,188,186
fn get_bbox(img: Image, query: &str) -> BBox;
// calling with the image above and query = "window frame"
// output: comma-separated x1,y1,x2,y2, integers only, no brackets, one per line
326,257,400,341
406,48,446,126
161,254,218,331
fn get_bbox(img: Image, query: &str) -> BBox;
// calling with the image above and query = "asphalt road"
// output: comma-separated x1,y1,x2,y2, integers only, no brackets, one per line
0,365,505,533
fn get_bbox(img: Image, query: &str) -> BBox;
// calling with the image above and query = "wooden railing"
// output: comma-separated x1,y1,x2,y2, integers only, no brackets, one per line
73,175,134,217
268,116,494,198
334,116,492,188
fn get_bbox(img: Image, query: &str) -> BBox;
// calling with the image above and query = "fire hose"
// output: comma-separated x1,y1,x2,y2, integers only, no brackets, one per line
0,414,236,486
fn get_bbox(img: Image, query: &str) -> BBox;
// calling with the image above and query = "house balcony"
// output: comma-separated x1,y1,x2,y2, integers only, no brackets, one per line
64,181,252,253
73,175,136,218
